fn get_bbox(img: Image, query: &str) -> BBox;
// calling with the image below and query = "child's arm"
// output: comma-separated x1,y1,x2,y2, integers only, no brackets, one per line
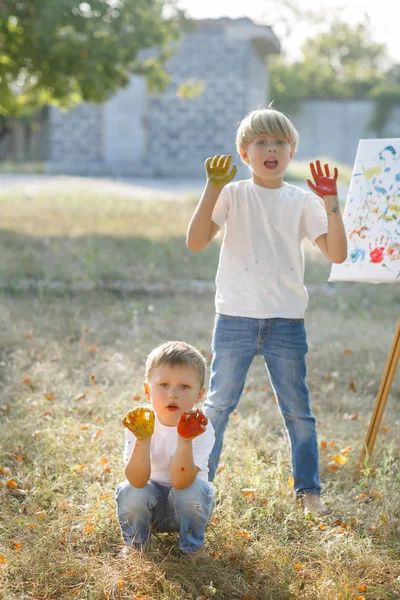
170,409,208,489
307,160,348,264
186,154,236,252
122,407,154,488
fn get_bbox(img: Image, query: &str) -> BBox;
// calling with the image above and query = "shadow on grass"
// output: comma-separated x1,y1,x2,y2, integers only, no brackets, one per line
0,230,220,285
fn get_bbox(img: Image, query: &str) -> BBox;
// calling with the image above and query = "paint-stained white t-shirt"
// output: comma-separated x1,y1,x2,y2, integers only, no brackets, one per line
123,414,215,488
211,179,328,318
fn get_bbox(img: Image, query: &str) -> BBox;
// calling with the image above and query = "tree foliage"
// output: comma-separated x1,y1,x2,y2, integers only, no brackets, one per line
269,18,394,115
0,0,182,117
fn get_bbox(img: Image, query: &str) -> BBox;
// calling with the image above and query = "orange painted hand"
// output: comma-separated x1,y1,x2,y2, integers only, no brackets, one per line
177,408,208,440
122,407,155,440
307,160,338,198
205,154,237,187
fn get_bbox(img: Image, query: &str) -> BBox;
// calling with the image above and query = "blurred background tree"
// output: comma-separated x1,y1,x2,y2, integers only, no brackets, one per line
0,0,183,126
268,7,400,133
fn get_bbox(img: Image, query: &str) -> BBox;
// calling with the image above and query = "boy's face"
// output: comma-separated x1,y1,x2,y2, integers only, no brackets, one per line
240,134,294,188
143,364,205,427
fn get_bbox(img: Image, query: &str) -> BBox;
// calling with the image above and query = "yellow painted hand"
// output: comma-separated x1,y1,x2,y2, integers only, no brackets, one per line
205,154,237,187
122,407,155,440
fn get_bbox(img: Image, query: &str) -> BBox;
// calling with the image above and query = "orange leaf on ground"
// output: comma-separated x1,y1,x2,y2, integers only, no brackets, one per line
333,454,348,465
80,424,89,430
71,465,85,471
288,477,294,487
21,378,32,385
320,441,327,449
381,426,390,434
88,346,97,352
340,446,352,455
329,441,337,447
344,348,353,354
14,542,21,551
0,555,6,564
357,585,367,592
327,464,340,471
294,563,303,572
45,393,54,401
133,393,142,401
92,428,103,441
240,487,257,497
349,380,357,392
6,480,18,488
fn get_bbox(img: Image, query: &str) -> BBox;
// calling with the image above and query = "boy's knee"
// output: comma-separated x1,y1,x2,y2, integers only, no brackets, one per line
115,480,152,511
172,479,214,512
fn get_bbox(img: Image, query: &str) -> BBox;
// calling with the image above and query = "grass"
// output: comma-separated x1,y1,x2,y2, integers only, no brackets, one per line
0,161,46,174
0,186,399,600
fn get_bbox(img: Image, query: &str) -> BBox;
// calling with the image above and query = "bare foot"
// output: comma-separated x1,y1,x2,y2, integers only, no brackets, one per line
118,545,140,559
301,494,331,516
181,547,207,561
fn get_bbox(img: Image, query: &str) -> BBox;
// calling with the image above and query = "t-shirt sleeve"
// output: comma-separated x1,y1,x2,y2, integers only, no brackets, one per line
123,429,135,464
211,185,231,228
301,191,328,242
192,421,215,481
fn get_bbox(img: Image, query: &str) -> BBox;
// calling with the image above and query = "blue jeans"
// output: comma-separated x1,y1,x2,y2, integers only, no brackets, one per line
115,478,215,553
203,314,321,496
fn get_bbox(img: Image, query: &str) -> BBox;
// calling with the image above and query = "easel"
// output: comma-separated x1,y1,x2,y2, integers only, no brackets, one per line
356,317,400,472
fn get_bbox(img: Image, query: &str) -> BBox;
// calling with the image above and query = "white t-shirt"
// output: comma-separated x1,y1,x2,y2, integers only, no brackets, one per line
211,179,328,318
123,414,215,488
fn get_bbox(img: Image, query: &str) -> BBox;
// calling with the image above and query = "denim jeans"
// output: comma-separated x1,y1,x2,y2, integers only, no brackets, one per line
203,314,321,496
115,477,215,553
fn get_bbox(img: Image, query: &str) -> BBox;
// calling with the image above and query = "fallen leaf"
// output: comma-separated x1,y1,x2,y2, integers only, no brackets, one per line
349,380,357,392
381,426,390,434
14,542,21,551
294,563,303,572
240,487,257,497
6,480,18,488
327,464,340,471
44,393,54,401
333,454,348,465
320,441,327,450
0,555,7,564
88,346,97,352
92,428,103,441
344,348,352,354
356,585,367,592
288,477,294,487
71,465,85,471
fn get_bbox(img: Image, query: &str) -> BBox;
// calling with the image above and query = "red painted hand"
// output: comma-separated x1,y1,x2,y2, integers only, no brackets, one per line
177,408,208,440
307,160,338,198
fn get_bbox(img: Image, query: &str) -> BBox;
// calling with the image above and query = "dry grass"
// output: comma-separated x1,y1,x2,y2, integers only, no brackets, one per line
0,187,399,600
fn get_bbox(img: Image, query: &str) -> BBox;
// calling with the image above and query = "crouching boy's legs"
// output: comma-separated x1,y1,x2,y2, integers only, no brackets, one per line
169,478,215,554
115,480,169,549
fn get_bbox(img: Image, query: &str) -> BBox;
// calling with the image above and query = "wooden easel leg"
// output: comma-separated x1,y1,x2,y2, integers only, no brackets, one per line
356,318,400,473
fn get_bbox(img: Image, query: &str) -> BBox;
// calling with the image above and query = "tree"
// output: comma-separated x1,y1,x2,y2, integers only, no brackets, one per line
0,0,183,119
269,17,393,112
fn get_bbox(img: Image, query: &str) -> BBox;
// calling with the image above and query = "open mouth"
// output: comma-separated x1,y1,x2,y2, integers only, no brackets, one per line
264,159,278,169
166,403,179,411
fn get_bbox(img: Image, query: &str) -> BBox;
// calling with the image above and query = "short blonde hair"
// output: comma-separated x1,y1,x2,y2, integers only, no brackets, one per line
145,341,206,387
236,106,299,154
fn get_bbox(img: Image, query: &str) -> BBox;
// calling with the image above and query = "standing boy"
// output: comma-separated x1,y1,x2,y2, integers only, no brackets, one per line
116,341,215,556
186,106,347,515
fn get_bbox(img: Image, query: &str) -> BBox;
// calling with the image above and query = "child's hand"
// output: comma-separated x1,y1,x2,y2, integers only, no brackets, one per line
205,154,237,187
307,160,338,198
122,407,155,440
177,408,208,440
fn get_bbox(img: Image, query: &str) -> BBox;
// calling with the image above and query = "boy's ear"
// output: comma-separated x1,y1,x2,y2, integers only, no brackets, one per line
143,381,150,399
239,147,249,165
197,387,205,401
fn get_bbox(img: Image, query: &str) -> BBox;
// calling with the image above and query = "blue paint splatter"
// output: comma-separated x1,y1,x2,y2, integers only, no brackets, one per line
350,247,366,263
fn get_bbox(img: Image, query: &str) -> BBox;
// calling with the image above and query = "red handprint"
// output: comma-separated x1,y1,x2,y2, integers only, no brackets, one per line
177,409,208,440
307,160,338,198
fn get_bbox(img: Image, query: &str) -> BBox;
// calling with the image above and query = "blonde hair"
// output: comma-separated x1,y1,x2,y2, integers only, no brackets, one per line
145,341,206,387
236,106,299,154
